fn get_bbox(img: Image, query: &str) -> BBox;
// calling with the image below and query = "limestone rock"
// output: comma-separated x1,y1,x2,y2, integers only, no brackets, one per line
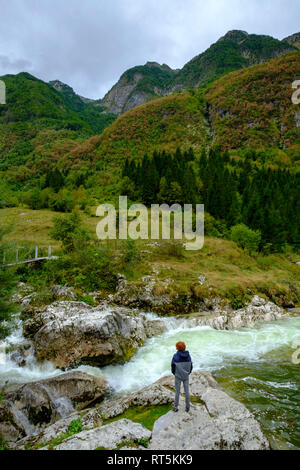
24,302,149,368
50,285,77,301
144,319,166,337
9,371,270,451
176,296,285,330
113,278,173,313
149,372,269,450
53,419,151,450
96,383,174,420
0,371,108,443
13,408,103,450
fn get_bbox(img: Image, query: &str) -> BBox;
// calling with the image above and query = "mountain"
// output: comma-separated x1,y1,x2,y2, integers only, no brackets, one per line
0,72,116,182
0,39,299,195
171,31,294,89
100,30,295,114
283,32,300,49
100,61,176,115
70,50,300,177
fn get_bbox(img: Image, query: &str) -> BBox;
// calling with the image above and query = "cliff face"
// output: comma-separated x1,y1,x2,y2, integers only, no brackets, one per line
283,32,300,49
100,71,149,115
100,61,176,115
99,30,296,115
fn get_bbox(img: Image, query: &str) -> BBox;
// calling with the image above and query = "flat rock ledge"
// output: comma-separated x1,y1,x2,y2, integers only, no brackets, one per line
149,375,269,450
11,372,269,451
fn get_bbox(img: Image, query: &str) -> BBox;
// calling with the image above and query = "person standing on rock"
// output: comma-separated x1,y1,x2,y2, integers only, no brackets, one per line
171,342,193,412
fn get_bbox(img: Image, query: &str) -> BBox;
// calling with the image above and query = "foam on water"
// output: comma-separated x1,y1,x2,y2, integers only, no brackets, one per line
1,311,299,448
1,313,299,395
80,315,300,394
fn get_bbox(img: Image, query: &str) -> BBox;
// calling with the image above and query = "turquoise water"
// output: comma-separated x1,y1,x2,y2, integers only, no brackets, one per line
213,350,300,449
83,315,300,449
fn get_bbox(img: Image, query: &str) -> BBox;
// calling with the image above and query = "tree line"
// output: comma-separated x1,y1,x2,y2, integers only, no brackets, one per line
122,147,300,253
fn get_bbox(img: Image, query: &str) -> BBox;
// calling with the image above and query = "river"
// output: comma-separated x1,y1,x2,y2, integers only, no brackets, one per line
1,313,299,449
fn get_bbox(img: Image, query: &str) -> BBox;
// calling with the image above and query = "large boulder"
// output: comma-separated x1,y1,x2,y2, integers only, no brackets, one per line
0,371,108,444
149,373,269,450
53,419,151,450
23,301,166,368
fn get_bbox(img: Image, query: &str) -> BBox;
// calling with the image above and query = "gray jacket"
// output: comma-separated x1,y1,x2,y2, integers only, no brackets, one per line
172,350,193,380
174,361,192,381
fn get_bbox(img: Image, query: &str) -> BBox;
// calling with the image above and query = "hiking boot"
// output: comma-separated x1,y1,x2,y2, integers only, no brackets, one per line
173,407,178,412
185,407,190,412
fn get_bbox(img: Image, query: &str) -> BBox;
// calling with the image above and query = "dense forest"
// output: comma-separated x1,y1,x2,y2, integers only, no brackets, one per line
122,147,300,253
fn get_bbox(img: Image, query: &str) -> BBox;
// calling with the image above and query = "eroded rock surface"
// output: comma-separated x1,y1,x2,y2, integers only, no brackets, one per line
8,372,269,451
53,419,151,450
178,296,284,330
23,302,166,368
149,373,269,450
0,371,108,444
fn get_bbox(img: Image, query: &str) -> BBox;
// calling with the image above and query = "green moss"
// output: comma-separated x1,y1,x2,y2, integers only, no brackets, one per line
103,404,172,431
34,418,84,450
0,436,8,451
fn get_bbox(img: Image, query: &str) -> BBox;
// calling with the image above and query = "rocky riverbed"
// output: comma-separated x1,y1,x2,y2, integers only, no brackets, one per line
3,371,269,450
18,288,287,369
0,283,299,450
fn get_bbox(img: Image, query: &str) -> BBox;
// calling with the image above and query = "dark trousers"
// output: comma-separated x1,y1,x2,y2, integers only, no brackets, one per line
174,376,190,409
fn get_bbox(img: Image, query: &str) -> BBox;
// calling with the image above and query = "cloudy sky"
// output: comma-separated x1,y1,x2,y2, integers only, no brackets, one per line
0,0,298,99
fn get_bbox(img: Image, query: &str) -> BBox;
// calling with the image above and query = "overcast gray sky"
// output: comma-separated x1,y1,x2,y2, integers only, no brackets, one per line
0,0,298,99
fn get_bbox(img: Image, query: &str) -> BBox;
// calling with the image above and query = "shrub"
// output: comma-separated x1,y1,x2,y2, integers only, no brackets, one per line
50,210,90,253
0,181,18,208
44,244,118,291
230,223,261,254
48,189,75,212
123,239,141,265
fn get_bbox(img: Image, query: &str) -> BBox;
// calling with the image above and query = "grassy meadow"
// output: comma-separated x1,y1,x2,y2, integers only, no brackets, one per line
1,206,299,305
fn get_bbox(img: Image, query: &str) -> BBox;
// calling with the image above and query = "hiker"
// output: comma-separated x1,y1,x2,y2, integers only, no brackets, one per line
171,341,193,412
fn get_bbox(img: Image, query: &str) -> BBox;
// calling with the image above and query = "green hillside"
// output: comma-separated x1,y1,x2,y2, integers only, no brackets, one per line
205,51,300,157
100,30,296,114
0,72,116,188
73,51,300,172
173,31,294,88
1,51,299,198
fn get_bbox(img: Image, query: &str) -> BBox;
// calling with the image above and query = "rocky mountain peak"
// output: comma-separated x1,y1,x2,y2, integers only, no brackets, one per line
217,30,249,43
145,61,174,72
283,32,300,49
49,79,74,93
